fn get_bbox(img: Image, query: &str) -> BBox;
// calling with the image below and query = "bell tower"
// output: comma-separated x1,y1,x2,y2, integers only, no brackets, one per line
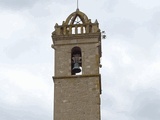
51,8,102,120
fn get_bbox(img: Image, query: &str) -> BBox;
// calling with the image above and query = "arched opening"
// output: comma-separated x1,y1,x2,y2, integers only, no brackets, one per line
64,11,89,35
73,16,83,25
71,47,82,75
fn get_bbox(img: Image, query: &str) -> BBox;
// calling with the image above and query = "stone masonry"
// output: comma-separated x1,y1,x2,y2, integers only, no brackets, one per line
52,9,102,120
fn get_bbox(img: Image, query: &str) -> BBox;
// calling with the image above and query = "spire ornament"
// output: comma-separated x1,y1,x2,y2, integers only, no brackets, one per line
77,0,79,10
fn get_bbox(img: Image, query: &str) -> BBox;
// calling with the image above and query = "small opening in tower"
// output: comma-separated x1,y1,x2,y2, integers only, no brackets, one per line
77,27,81,34
72,27,75,34
73,16,83,25
71,47,82,75
83,27,86,33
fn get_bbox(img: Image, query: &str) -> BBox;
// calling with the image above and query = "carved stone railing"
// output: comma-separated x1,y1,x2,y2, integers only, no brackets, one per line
53,22,100,36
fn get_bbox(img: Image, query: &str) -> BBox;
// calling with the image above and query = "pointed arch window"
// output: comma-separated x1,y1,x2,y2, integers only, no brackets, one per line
69,15,83,25
73,16,83,24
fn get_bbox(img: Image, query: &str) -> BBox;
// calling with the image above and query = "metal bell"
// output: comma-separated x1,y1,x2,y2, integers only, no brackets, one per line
72,62,81,73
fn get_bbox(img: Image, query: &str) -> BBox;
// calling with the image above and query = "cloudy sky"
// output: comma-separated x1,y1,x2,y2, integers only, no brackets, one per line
0,0,160,120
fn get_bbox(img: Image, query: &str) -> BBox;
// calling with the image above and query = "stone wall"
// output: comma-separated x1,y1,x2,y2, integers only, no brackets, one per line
53,75,101,120
53,35,101,76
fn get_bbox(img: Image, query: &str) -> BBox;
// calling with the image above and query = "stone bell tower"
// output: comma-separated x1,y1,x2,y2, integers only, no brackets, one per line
51,8,102,120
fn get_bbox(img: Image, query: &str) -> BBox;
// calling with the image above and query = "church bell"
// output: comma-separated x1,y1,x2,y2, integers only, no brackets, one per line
72,54,81,74
72,62,81,73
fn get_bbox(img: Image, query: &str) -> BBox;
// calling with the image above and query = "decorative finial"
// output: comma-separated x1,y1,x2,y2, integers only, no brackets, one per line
77,0,79,10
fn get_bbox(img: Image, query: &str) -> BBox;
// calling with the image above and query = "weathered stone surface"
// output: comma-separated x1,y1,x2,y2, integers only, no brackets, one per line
54,39,100,76
52,9,102,120
53,75,101,120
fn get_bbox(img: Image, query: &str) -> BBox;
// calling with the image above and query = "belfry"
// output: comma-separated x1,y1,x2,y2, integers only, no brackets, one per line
51,8,102,120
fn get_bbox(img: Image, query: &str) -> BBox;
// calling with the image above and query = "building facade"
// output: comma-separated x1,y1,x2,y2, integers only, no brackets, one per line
51,8,102,120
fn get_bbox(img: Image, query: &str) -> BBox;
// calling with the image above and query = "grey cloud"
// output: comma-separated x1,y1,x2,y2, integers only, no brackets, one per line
53,0,74,4
100,34,160,119
0,74,52,120
108,19,138,37
0,0,75,10
3,37,52,64
4,38,38,59
131,89,160,120
0,0,51,10
0,0,36,10
103,0,119,12
147,11,160,36
0,103,52,120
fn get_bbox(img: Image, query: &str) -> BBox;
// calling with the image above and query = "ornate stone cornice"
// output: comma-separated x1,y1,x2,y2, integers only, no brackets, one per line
52,32,101,41
53,74,102,94
53,74,100,79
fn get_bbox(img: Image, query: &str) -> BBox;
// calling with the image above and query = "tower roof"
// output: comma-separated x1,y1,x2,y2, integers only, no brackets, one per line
52,9,100,37
65,9,89,25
